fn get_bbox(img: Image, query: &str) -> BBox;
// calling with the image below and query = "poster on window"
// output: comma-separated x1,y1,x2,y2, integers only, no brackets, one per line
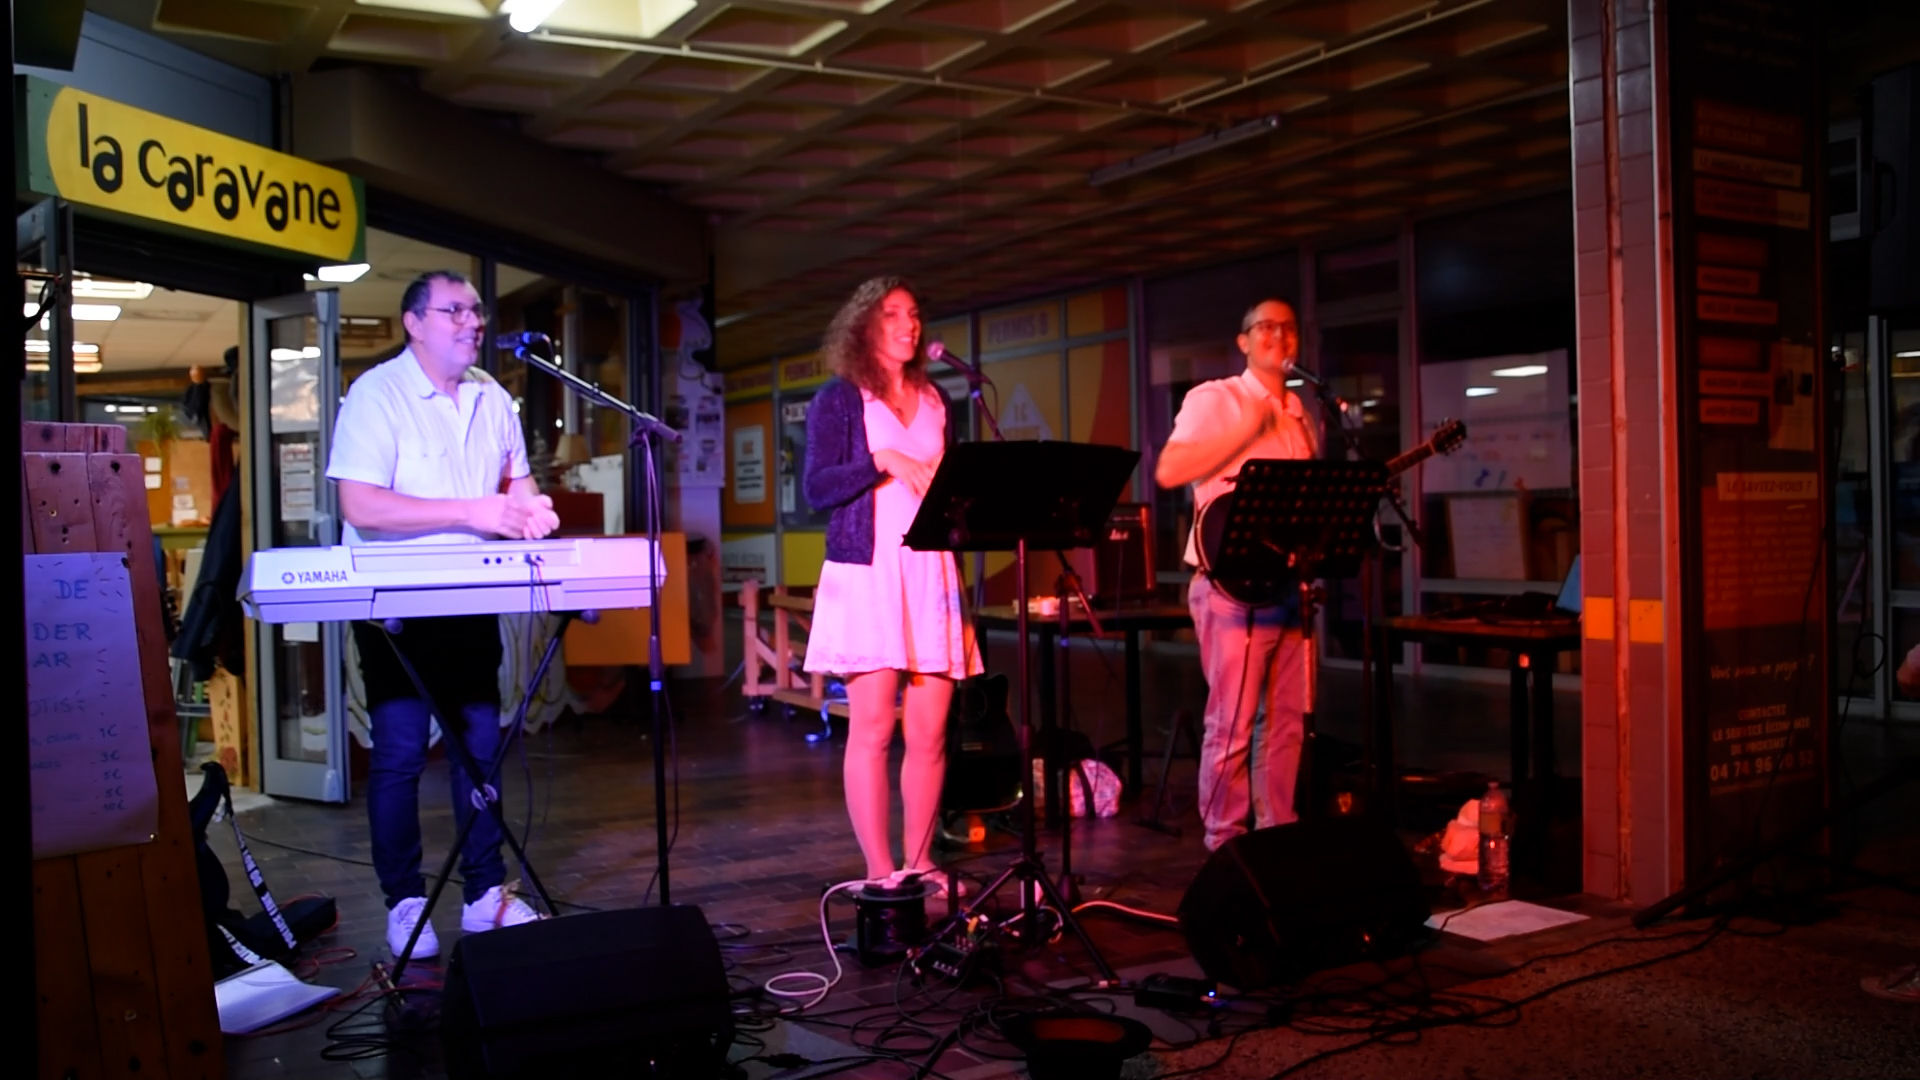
1418,350,1571,493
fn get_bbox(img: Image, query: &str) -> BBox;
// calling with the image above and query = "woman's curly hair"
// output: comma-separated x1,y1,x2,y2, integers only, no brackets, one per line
822,276,927,396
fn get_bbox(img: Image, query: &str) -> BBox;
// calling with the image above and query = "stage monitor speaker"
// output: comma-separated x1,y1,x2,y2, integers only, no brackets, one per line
1870,64,1920,312
441,906,733,1080
1177,816,1429,990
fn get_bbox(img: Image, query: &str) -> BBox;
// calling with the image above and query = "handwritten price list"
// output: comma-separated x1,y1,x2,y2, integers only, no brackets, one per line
26,553,159,859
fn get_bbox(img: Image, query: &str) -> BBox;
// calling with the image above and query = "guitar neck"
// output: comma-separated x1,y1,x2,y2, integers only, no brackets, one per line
1384,442,1437,479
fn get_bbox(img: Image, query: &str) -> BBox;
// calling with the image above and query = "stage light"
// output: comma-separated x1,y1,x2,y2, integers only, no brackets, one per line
1000,1010,1153,1080
502,0,567,33
1490,364,1548,377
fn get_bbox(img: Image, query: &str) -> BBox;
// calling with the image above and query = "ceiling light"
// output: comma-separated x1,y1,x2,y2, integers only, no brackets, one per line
70,277,153,301
103,404,117,413
1465,387,1499,397
1090,116,1280,186
1490,364,1548,378
308,263,371,283
22,302,121,322
1896,350,1920,358
1286,378,1304,388
269,346,323,361
502,0,567,32
25,340,100,355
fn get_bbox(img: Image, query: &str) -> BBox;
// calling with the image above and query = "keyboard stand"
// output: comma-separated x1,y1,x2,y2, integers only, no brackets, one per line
381,609,583,984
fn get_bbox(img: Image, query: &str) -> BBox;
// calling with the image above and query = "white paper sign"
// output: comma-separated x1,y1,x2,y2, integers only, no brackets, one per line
27,553,160,859
278,441,316,522
733,424,766,504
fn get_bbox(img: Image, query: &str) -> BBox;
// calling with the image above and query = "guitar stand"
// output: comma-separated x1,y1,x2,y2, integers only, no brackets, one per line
1133,710,1202,836
378,609,585,985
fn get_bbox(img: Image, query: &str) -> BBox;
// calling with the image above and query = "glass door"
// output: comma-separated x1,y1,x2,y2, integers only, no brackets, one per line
17,198,74,421
250,289,348,801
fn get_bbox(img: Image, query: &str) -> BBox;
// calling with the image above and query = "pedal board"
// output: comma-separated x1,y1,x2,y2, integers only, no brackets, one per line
909,926,1002,987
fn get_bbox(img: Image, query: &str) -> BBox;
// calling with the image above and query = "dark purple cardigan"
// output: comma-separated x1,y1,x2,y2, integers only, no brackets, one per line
803,375,954,565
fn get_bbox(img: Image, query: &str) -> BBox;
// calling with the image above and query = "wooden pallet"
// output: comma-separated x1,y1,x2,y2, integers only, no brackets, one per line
24,421,224,1080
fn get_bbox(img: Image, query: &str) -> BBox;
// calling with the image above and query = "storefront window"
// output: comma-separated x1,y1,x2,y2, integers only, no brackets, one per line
1890,322,1920,592
495,265,632,536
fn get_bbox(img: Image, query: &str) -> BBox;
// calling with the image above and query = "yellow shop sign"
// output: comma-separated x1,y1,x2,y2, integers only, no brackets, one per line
19,77,365,263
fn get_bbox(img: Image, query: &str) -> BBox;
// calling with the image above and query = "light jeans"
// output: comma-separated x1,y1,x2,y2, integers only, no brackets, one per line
1188,573,1308,851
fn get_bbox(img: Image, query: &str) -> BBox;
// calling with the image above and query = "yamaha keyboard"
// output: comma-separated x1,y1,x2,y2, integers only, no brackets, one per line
240,537,662,624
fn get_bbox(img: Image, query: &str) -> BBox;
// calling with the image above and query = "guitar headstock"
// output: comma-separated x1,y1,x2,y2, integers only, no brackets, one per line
1428,419,1468,456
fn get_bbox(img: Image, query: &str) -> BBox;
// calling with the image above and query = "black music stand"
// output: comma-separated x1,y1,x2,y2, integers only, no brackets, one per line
1207,458,1385,817
904,440,1138,985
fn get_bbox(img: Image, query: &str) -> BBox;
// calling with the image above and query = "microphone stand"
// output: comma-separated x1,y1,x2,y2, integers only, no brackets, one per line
1294,365,1424,821
513,334,681,904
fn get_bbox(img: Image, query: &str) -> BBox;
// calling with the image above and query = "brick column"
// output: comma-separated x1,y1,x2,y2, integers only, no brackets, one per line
1571,0,1828,906
1570,0,1682,905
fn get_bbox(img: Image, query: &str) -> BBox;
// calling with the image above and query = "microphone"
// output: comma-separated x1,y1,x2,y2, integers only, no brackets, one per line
926,341,986,384
495,331,552,352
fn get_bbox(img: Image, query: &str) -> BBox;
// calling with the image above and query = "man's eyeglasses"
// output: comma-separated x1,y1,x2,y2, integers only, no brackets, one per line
423,303,488,324
1242,319,1295,338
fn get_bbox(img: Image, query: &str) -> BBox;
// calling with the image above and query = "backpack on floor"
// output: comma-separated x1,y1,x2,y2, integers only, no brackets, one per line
188,763,337,978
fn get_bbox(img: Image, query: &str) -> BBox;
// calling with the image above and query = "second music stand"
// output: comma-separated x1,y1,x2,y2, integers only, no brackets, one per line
1208,458,1385,816
904,440,1138,985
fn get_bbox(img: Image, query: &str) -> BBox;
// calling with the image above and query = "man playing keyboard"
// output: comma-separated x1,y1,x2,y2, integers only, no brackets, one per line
326,269,560,959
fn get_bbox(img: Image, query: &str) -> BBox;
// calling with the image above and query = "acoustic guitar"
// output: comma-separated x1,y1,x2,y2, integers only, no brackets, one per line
1194,418,1468,606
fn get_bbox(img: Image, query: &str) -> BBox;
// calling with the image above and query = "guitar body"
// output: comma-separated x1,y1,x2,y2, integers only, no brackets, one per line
1194,419,1468,607
1194,491,1295,607
941,674,1022,814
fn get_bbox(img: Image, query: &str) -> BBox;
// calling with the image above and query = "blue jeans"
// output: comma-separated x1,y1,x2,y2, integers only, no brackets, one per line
367,698,506,907
1188,574,1308,852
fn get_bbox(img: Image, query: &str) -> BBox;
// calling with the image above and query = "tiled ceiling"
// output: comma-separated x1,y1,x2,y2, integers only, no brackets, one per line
106,0,1570,364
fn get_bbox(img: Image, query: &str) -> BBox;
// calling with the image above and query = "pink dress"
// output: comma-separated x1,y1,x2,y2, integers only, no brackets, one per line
805,386,982,679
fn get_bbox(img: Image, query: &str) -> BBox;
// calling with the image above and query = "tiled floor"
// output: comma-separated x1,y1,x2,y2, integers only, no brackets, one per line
210,628,1920,1079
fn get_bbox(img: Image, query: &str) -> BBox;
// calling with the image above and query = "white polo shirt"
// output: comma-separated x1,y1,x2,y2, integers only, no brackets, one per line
326,348,529,546
1168,367,1320,566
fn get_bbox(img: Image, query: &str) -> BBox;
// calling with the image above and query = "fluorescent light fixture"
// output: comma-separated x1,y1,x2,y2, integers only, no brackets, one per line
1286,378,1304,388
502,0,567,32
269,346,323,361
1896,350,1920,358
1465,386,1499,398
22,302,120,322
306,263,371,283
25,340,100,356
70,276,153,301
30,358,102,374
1490,364,1548,378
1090,115,1280,186
1361,398,1380,408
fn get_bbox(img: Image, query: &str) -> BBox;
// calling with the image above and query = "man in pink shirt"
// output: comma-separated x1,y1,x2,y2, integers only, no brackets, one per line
1156,299,1321,851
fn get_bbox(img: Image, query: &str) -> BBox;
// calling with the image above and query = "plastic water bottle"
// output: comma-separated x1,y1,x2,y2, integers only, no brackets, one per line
1477,782,1511,899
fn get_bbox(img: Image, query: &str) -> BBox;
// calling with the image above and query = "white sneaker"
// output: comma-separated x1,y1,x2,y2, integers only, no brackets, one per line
461,885,544,934
387,896,439,959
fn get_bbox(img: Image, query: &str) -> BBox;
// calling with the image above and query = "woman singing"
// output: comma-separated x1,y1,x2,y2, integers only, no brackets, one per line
803,277,981,892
